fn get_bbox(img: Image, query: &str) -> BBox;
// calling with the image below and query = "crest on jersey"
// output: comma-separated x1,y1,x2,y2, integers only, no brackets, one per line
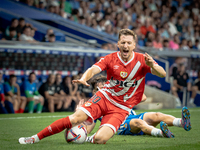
85,102,92,107
123,123,127,128
120,71,128,78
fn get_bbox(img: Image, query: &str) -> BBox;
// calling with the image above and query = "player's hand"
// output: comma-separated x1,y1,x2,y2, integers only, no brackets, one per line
144,53,154,68
1,101,5,107
72,79,90,87
75,99,85,111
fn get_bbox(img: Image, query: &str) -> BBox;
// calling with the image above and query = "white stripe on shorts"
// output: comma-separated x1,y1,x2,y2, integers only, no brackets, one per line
100,124,116,133
79,107,94,125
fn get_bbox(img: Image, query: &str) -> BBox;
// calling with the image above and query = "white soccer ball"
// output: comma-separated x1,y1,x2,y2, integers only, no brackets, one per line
64,125,87,144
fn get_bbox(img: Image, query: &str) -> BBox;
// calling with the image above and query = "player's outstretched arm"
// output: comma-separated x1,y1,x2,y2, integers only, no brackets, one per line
144,53,166,78
72,66,101,86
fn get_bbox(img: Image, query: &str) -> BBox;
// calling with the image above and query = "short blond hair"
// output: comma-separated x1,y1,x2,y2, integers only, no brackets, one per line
118,29,137,41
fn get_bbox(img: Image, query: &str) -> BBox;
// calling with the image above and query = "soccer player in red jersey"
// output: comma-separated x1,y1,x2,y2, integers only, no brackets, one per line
19,29,166,144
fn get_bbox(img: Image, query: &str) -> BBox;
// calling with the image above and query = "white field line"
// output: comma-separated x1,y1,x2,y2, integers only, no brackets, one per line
0,109,200,120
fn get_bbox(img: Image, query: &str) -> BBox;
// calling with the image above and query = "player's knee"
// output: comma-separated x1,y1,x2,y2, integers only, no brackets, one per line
155,112,163,120
40,97,44,104
21,97,27,101
192,86,198,92
47,98,54,103
69,115,83,125
171,86,177,92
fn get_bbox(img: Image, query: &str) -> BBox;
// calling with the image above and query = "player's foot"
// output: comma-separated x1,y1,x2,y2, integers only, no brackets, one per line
189,101,196,108
181,106,191,131
85,136,92,143
18,134,39,144
160,121,174,138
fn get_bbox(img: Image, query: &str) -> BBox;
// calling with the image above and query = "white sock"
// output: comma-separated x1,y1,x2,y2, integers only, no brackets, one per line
189,98,194,103
86,133,96,143
32,134,40,143
175,98,181,104
151,128,163,137
173,118,182,127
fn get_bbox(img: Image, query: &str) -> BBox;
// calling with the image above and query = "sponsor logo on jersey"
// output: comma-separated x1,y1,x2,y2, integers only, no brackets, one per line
114,65,119,69
85,102,92,107
120,71,128,78
110,76,138,88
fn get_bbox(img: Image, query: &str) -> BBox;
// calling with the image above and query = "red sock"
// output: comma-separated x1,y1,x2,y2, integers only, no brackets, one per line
19,108,24,113
15,110,19,113
37,116,72,140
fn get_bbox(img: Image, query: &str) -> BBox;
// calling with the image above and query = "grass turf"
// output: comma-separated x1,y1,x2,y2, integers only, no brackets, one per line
0,108,200,150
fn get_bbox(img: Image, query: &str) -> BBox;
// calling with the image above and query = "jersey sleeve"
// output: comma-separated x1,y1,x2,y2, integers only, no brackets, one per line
0,84,4,94
4,83,11,94
93,56,109,71
24,81,34,98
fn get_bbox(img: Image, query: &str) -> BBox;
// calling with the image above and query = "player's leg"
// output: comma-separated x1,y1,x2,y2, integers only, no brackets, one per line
91,107,129,144
189,85,198,106
63,95,72,110
27,97,35,113
171,86,181,107
18,96,27,113
46,97,62,112
36,96,44,113
143,108,191,131
19,92,105,144
19,109,88,144
129,119,174,138
143,112,175,127
93,126,114,144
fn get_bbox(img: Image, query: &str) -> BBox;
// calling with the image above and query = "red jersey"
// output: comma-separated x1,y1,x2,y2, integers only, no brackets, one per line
93,51,157,111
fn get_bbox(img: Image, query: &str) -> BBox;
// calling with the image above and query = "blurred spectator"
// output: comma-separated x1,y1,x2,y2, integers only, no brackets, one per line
162,39,170,50
38,0,46,10
169,34,180,50
42,28,54,42
145,32,154,47
4,75,27,113
48,33,56,43
176,17,183,33
180,39,189,50
1,27,17,41
16,18,26,39
192,39,200,50
62,75,80,110
5,18,18,37
171,64,191,107
19,26,37,43
187,40,193,49
153,33,163,49
168,16,178,36
31,28,37,39
23,72,44,113
160,22,171,39
55,74,72,110
189,70,200,107
38,74,63,112
0,72,15,114
140,18,156,36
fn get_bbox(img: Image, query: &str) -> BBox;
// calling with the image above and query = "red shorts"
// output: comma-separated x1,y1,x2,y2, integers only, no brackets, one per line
79,91,129,133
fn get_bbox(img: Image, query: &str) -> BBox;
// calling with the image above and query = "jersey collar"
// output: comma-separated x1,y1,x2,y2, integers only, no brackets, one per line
117,51,135,66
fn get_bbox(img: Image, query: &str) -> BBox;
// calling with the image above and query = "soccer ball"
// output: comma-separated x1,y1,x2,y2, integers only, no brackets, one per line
64,125,87,144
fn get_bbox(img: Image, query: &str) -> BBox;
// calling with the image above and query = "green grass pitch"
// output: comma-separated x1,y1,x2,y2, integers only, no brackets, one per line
0,108,200,150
